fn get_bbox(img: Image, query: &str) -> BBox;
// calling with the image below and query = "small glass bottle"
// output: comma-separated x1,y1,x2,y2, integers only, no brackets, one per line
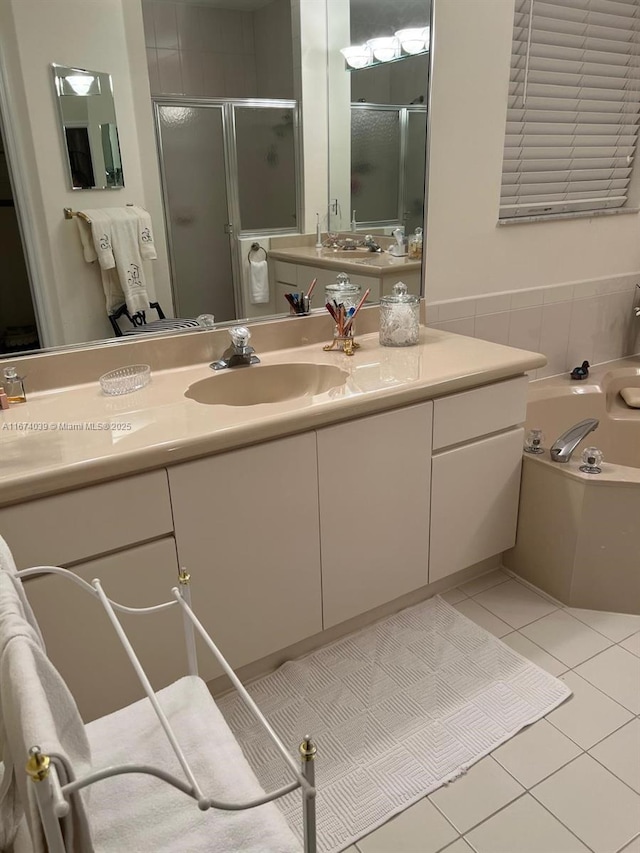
408,227,423,259
379,282,420,346
3,366,26,403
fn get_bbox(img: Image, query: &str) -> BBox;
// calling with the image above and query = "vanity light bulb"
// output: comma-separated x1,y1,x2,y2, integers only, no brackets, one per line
366,37,400,63
340,45,373,70
395,27,430,55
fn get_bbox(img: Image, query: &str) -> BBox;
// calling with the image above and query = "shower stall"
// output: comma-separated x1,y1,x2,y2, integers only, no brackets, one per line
154,99,301,323
349,103,427,233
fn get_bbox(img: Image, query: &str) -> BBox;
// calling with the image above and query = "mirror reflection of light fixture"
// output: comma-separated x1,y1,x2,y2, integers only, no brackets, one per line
395,27,430,55
366,37,400,63
340,45,373,69
341,25,429,70
62,74,99,96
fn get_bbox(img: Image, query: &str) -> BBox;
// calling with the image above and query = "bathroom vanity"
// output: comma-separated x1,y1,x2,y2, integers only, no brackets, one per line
0,319,543,720
268,245,422,314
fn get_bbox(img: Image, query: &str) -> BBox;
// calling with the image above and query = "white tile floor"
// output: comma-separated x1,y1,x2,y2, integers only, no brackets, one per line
347,569,640,853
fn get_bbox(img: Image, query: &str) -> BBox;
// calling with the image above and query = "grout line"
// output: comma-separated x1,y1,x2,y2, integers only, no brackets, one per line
526,767,600,853
587,739,640,799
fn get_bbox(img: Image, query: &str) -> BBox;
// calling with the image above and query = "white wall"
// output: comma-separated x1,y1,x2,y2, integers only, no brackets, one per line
0,0,172,347
425,0,640,304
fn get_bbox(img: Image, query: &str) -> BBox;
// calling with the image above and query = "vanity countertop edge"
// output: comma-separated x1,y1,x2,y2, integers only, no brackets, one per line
0,329,545,507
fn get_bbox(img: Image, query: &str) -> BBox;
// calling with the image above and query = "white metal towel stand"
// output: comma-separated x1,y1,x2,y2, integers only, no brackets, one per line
15,565,317,853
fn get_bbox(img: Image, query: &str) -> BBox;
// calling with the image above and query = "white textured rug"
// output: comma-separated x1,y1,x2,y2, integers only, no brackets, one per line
218,596,572,853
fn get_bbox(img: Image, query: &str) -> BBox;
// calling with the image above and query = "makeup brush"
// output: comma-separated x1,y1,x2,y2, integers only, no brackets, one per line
343,288,370,334
306,278,317,299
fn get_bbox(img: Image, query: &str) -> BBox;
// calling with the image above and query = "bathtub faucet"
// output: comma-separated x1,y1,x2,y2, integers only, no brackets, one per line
550,418,599,463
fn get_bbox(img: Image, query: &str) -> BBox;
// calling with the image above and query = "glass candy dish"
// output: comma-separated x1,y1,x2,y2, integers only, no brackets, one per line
99,364,151,396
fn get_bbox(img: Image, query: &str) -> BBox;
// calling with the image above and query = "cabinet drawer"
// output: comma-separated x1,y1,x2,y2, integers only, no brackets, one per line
0,470,173,568
273,260,297,285
433,376,527,450
429,428,524,582
23,537,182,721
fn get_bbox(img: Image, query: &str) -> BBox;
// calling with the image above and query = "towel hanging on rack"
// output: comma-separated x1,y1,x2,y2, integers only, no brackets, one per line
248,243,269,305
75,207,156,314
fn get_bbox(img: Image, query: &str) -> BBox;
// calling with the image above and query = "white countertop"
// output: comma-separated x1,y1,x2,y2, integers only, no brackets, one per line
0,328,545,506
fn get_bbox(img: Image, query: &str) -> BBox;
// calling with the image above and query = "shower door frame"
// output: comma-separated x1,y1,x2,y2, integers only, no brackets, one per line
350,102,428,232
153,97,302,320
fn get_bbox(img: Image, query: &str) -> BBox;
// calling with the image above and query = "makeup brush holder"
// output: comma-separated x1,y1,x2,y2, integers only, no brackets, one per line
323,330,359,356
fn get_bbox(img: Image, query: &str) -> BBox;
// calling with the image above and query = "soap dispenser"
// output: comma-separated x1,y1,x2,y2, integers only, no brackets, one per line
2,366,26,403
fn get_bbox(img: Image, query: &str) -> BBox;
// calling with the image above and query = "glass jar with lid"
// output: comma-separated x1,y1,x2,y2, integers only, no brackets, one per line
325,272,360,311
379,281,420,347
325,272,362,345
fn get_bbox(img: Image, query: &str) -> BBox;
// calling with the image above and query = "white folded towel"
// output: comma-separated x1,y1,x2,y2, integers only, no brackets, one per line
0,569,94,853
128,205,158,261
620,387,640,408
249,259,269,304
103,209,150,315
75,210,116,270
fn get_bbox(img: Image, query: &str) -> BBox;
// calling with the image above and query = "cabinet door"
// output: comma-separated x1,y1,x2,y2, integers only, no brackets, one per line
318,403,432,628
168,433,322,679
23,537,183,722
430,428,524,582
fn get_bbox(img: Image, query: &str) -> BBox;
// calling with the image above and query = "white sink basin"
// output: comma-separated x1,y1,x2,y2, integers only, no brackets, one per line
185,363,349,406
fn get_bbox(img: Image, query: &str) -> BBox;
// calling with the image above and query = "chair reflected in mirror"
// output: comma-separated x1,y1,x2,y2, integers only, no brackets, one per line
108,301,200,337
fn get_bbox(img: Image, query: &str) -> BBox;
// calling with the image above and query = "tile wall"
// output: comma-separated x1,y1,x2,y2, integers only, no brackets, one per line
427,274,640,379
142,0,293,99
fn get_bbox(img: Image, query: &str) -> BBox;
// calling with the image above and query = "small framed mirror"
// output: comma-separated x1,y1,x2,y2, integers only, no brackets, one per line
51,63,124,190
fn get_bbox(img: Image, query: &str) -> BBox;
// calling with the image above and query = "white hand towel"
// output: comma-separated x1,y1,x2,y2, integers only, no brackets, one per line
249,259,269,304
0,535,45,649
129,205,158,261
0,569,95,853
75,217,97,264
78,210,116,270
104,209,150,315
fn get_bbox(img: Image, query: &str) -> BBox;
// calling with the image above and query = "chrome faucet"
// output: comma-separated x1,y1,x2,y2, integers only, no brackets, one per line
550,418,599,463
211,326,260,371
363,234,382,252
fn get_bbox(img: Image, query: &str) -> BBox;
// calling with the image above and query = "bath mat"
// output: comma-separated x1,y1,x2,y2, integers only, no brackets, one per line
218,595,571,853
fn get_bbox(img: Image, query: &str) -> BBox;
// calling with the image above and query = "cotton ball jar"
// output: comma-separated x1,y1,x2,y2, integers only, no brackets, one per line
379,281,420,347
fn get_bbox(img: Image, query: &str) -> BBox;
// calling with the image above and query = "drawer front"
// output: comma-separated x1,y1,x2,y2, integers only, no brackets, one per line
433,376,528,450
0,469,173,568
23,537,182,721
273,260,297,285
429,428,524,582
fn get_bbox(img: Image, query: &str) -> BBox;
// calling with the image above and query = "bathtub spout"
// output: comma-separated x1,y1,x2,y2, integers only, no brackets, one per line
550,418,599,463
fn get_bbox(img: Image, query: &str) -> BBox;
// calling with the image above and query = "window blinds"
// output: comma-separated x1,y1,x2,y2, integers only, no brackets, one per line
500,0,640,219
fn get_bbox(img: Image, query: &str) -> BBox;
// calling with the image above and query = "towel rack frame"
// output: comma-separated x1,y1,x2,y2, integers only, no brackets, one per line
248,242,268,262
64,203,137,223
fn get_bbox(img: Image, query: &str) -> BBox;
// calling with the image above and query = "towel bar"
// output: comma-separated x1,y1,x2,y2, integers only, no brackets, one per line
64,203,136,223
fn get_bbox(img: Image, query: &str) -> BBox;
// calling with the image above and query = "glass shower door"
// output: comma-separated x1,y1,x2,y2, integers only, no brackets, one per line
155,104,236,322
403,108,428,234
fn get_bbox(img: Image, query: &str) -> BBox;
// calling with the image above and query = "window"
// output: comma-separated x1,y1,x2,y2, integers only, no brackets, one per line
500,0,640,220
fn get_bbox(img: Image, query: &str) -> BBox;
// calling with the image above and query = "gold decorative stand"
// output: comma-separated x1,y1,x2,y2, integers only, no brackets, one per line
323,334,360,356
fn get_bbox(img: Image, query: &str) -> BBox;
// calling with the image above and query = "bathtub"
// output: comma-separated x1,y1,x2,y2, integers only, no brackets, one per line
505,358,640,615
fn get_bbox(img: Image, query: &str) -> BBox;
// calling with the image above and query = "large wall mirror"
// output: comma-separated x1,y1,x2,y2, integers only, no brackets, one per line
0,0,431,358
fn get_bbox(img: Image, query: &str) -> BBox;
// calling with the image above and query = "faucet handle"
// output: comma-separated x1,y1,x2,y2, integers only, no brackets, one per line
229,326,251,348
